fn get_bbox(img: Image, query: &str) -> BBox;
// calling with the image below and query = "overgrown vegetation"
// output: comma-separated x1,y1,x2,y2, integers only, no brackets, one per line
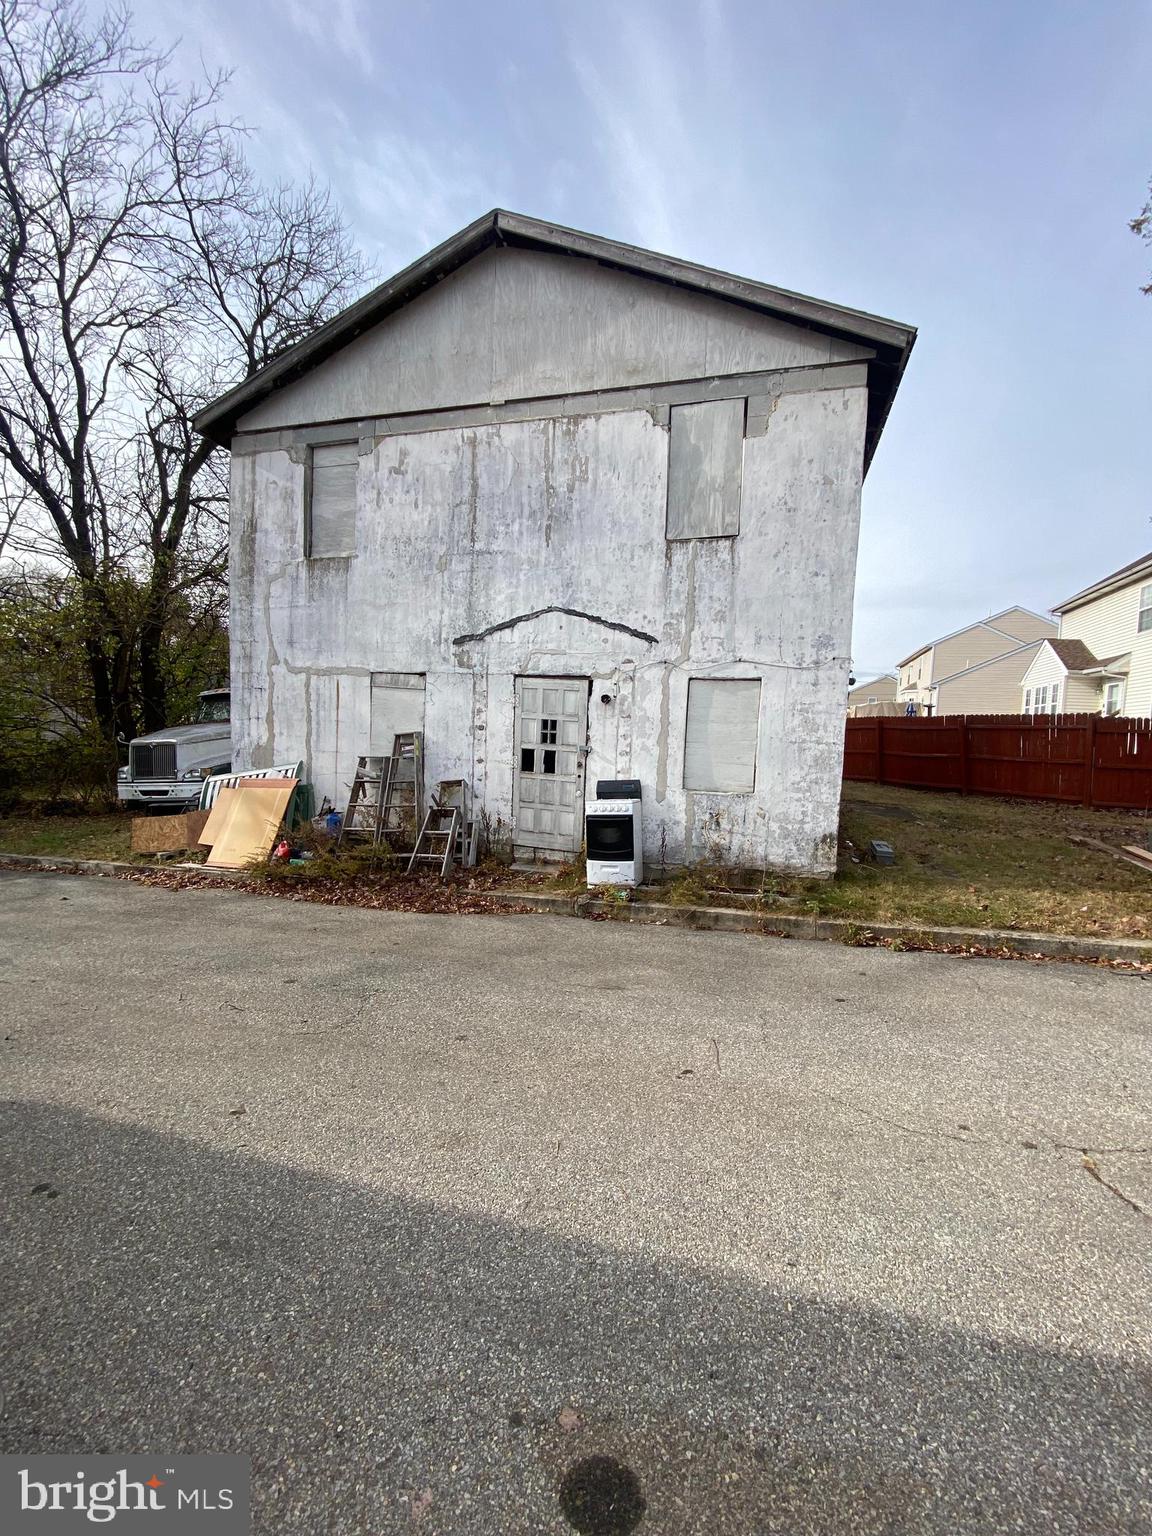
764,786,1151,939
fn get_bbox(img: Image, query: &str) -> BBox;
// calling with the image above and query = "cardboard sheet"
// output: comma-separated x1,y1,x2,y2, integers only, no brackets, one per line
204,780,298,869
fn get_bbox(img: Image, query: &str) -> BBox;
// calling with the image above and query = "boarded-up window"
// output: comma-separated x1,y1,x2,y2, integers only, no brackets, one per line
307,442,358,558
666,398,744,540
369,672,425,754
683,678,761,792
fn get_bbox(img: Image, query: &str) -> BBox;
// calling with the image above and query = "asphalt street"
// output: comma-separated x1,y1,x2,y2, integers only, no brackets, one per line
1,869,1149,1533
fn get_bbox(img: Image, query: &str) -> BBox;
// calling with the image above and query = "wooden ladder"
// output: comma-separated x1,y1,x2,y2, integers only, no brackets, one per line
337,733,424,851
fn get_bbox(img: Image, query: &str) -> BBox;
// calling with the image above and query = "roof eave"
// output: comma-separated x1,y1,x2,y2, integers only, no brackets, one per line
1054,557,1152,613
194,208,917,459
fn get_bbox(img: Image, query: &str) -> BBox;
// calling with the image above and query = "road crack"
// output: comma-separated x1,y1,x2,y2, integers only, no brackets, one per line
1080,1157,1149,1220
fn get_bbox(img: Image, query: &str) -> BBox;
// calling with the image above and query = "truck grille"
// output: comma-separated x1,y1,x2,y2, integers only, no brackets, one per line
130,742,177,780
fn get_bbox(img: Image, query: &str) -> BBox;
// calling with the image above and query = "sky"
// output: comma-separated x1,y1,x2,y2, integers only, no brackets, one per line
135,0,1152,680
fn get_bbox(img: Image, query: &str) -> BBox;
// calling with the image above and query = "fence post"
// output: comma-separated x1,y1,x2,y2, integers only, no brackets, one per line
876,716,886,785
1083,712,1098,807
958,716,970,794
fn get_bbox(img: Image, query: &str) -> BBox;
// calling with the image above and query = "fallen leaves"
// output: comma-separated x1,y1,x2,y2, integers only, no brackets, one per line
117,866,538,917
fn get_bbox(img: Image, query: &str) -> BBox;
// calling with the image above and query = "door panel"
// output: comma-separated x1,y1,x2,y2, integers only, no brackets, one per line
513,677,588,851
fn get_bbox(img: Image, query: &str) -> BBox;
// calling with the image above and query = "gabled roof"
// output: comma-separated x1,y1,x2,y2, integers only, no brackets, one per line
932,640,1044,687
193,209,916,469
1032,638,1130,676
895,608,1053,670
1046,638,1100,671
1054,551,1152,614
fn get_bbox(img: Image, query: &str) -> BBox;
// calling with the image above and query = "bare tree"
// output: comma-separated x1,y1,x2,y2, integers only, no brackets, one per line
126,170,369,731
1132,178,1152,296
0,0,369,748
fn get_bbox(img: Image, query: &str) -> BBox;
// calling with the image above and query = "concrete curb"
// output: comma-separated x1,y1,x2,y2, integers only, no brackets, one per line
494,890,1152,964
2,852,1150,966
0,852,250,883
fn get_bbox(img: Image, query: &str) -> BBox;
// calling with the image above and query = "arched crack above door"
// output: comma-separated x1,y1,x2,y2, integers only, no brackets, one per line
452,606,658,648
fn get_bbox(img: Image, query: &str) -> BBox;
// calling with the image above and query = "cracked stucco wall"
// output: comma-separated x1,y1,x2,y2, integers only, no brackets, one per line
229,386,866,875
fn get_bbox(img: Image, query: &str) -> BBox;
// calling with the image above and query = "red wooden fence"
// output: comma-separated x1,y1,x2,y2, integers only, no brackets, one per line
843,714,1152,810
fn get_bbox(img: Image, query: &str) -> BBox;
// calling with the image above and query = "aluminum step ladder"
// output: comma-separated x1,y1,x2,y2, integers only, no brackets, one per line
406,779,478,876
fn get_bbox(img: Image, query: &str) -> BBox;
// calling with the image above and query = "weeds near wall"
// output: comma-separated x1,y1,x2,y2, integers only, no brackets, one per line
478,808,513,864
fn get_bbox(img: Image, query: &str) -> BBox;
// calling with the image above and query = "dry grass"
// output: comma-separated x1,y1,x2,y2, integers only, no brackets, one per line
774,784,1152,939
0,811,132,862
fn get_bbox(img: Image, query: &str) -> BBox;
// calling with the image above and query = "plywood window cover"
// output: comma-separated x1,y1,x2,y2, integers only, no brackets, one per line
666,397,745,542
683,678,761,793
307,441,358,559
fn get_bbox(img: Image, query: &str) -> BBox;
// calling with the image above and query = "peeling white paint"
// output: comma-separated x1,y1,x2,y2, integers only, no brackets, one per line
230,382,865,874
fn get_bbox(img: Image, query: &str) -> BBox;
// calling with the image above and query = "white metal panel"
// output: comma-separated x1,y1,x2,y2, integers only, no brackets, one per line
683,679,761,792
369,673,426,755
666,399,744,540
309,442,358,558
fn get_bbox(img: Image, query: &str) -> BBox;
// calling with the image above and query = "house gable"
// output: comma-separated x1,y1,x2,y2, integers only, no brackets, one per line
196,210,915,470
1020,640,1065,691
233,245,874,434
987,606,1059,644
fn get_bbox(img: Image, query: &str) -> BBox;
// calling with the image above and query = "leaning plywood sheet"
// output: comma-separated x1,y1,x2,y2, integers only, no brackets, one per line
199,786,240,849
205,781,298,869
200,781,295,848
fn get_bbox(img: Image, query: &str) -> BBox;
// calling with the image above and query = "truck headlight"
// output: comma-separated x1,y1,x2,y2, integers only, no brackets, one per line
117,766,130,782
179,767,207,781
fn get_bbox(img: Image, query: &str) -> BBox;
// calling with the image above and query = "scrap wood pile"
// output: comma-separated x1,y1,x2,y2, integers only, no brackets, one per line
131,777,298,869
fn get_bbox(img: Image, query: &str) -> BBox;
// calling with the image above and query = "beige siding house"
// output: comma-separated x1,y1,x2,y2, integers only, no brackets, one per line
1020,552,1152,718
847,674,897,715
896,607,1056,716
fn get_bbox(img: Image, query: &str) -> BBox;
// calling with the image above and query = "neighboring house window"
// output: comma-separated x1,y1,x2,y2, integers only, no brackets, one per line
1103,681,1124,716
1023,688,1032,713
1031,683,1059,716
666,398,744,540
683,678,761,792
868,695,877,704
1139,584,1152,634
1032,685,1049,714
306,442,358,558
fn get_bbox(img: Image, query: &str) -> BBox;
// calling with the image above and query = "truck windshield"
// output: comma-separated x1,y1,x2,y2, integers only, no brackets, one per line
193,696,230,724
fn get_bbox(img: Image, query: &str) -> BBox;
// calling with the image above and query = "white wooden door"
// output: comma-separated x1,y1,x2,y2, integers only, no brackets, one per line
513,677,588,851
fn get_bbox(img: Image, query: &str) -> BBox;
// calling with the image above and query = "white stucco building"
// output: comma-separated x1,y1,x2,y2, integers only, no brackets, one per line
195,212,915,874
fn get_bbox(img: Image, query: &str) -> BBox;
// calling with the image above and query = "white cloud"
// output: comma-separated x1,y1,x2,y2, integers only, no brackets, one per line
339,126,498,268
280,0,374,75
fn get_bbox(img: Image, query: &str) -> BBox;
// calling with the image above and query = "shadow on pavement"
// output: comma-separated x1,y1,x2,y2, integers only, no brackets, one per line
1,1100,1147,1534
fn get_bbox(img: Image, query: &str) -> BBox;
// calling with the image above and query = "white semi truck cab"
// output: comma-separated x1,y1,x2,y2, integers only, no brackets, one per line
117,688,232,809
